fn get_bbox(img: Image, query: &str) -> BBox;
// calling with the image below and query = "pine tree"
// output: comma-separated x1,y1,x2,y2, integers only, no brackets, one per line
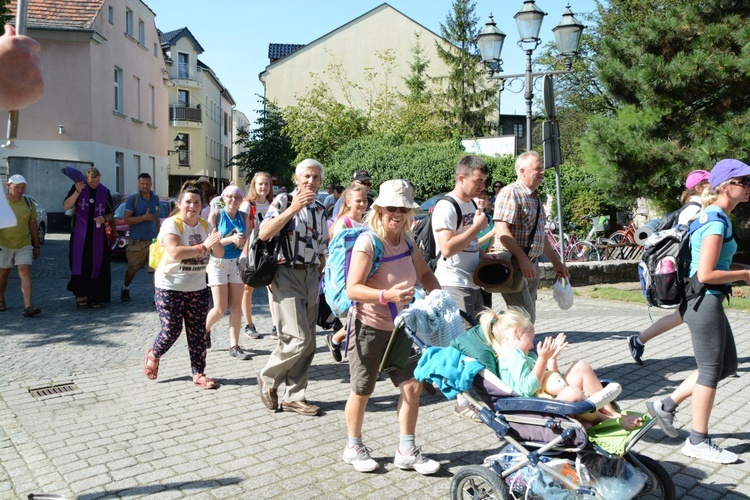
582,0,750,207
435,0,498,138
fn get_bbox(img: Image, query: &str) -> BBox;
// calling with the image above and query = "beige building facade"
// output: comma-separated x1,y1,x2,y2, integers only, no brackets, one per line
259,3,453,112
0,0,171,230
160,28,236,196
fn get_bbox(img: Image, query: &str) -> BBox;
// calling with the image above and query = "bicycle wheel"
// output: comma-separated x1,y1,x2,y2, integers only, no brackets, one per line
597,238,617,260
570,240,600,262
450,465,509,500
608,231,626,244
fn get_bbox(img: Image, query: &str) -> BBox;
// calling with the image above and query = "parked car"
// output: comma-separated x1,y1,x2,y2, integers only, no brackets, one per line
414,193,448,221
112,198,177,255
27,197,47,244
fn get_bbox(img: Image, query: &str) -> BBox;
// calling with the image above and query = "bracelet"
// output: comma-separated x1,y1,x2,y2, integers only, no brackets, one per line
378,289,388,305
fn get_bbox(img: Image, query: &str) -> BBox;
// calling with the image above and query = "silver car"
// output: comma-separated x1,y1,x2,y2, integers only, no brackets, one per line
28,197,48,245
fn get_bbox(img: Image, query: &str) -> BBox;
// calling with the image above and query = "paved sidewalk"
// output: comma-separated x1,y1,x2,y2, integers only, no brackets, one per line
0,234,749,499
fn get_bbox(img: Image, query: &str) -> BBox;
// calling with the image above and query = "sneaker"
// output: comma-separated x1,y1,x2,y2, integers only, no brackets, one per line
325,333,343,363
229,345,251,360
681,437,738,464
120,288,131,302
270,326,278,340
244,323,260,340
628,335,644,365
454,402,481,422
394,446,440,475
342,444,379,472
646,399,678,438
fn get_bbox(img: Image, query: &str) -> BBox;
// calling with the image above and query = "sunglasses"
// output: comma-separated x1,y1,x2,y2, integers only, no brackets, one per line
360,181,372,187
384,206,410,214
728,177,750,188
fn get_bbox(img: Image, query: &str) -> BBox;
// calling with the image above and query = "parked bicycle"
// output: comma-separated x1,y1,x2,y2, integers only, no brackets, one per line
608,212,647,245
545,220,600,262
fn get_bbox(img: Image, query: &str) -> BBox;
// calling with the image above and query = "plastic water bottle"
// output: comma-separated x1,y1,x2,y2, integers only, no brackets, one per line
658,257,676,274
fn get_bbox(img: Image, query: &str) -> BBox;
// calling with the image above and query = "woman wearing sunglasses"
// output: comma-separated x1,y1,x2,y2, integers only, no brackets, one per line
341,179,441,474
647,159,750,464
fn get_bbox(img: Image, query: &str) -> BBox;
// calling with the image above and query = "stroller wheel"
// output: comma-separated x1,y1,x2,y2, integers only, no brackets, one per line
450,465,509,500
626,452,676,499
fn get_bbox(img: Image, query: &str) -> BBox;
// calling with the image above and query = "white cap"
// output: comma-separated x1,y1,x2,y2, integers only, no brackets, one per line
8,174,27,185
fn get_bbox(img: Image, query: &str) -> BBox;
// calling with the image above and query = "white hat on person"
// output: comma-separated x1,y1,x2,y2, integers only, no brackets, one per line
371,179,420,209
8,174,27,185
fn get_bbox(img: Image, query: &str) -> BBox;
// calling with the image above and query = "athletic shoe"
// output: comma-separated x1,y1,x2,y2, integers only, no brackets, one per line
454,402,481,422
681,438,738,464
628,335,645,365
244,323,260,340
120,288,131,302
229,345,251,360
342,444,379,472
646,399,678,438
325,333,343,363
394,446,440,475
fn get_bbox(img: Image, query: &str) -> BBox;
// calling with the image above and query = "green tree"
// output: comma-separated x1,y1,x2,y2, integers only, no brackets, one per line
392,33,450,143
0,0,10,26
435,0,498,138
582,0,750,209
232,99,296,185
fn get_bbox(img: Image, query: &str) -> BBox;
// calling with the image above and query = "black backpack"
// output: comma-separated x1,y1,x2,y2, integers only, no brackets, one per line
638,211,730,309
413,196,475,271
653,201,701,232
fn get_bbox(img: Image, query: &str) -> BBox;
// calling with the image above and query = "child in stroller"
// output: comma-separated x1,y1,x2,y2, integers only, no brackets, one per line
408,306,675,498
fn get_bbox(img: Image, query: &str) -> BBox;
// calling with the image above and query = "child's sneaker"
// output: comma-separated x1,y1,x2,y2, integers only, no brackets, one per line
342,444,379,472
394,446,440,475
681,438,738,464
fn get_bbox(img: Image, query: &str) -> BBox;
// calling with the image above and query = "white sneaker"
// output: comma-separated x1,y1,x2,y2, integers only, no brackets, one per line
342,444,379,472
681,438,738,464
394,446,440,475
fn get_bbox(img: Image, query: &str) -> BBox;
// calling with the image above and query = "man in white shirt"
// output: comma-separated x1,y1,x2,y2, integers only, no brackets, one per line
431,155,490,421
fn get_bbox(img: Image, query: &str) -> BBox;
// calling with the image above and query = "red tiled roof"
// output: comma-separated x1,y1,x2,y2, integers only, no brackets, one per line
10,0,105,30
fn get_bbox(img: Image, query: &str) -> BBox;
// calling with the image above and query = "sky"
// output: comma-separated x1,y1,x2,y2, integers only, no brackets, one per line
144,0,600,122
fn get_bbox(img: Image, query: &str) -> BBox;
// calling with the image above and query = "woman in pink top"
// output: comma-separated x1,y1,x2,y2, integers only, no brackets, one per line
341,179,441,474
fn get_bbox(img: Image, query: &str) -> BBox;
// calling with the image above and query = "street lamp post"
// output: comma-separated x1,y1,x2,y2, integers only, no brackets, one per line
477,1,584,152
477,1,584,264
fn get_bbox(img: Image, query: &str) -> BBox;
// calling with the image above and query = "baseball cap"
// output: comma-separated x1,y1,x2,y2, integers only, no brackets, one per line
353,170,371,183
709,159,750,189
8,174,27,185
685,170,710,190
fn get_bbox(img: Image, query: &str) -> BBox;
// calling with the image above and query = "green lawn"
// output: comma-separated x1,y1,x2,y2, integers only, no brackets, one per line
574,285,750,310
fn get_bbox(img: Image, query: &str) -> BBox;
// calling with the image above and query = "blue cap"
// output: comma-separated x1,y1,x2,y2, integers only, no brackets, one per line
709,159,750,189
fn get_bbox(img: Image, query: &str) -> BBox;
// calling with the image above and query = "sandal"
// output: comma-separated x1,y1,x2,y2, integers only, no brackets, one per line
144,349,159,380
193,373,217,389
0,300,5,312
23,305,41,317
91,302,102,310
76,297,88,309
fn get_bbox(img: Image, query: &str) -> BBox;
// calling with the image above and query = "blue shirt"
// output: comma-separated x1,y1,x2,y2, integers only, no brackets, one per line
689,205,736,295
217,209,246,260
125,192,159,240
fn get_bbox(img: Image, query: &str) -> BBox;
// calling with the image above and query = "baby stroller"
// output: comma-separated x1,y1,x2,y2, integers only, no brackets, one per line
384,294,676,500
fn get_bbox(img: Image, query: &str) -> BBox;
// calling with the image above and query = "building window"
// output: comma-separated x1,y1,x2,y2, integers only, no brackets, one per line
223,111,228,136
153,42,157,57
134,154,141,176
149,84,155,125
115,152,124,194
138,20,145,45
108,6,113,24
178,134,190,166
177,53,189,79
114,67,123,113
149,157,156,192
125,8,133,36
178,89,189,107
513,123,524,139
135,77,141,120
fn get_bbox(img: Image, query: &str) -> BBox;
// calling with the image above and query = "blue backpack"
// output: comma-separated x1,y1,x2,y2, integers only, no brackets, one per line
324,227,412,318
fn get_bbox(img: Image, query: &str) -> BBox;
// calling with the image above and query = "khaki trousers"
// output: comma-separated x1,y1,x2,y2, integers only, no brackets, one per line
259,265,319,402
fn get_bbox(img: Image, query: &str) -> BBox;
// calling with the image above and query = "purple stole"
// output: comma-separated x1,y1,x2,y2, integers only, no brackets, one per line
71,185,109,279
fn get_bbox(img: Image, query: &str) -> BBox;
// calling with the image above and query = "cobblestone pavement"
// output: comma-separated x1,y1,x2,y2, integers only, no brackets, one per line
0,234,749,499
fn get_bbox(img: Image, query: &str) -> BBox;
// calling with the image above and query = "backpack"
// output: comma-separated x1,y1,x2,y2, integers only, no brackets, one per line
638,211,729,309
149,217,208,269
413,196,474,271
652,200,701,232
323,227,412,318
239,194,294,288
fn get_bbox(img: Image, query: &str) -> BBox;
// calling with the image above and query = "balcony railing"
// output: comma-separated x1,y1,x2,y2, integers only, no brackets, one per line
177,62,191,80
169,105,202,123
